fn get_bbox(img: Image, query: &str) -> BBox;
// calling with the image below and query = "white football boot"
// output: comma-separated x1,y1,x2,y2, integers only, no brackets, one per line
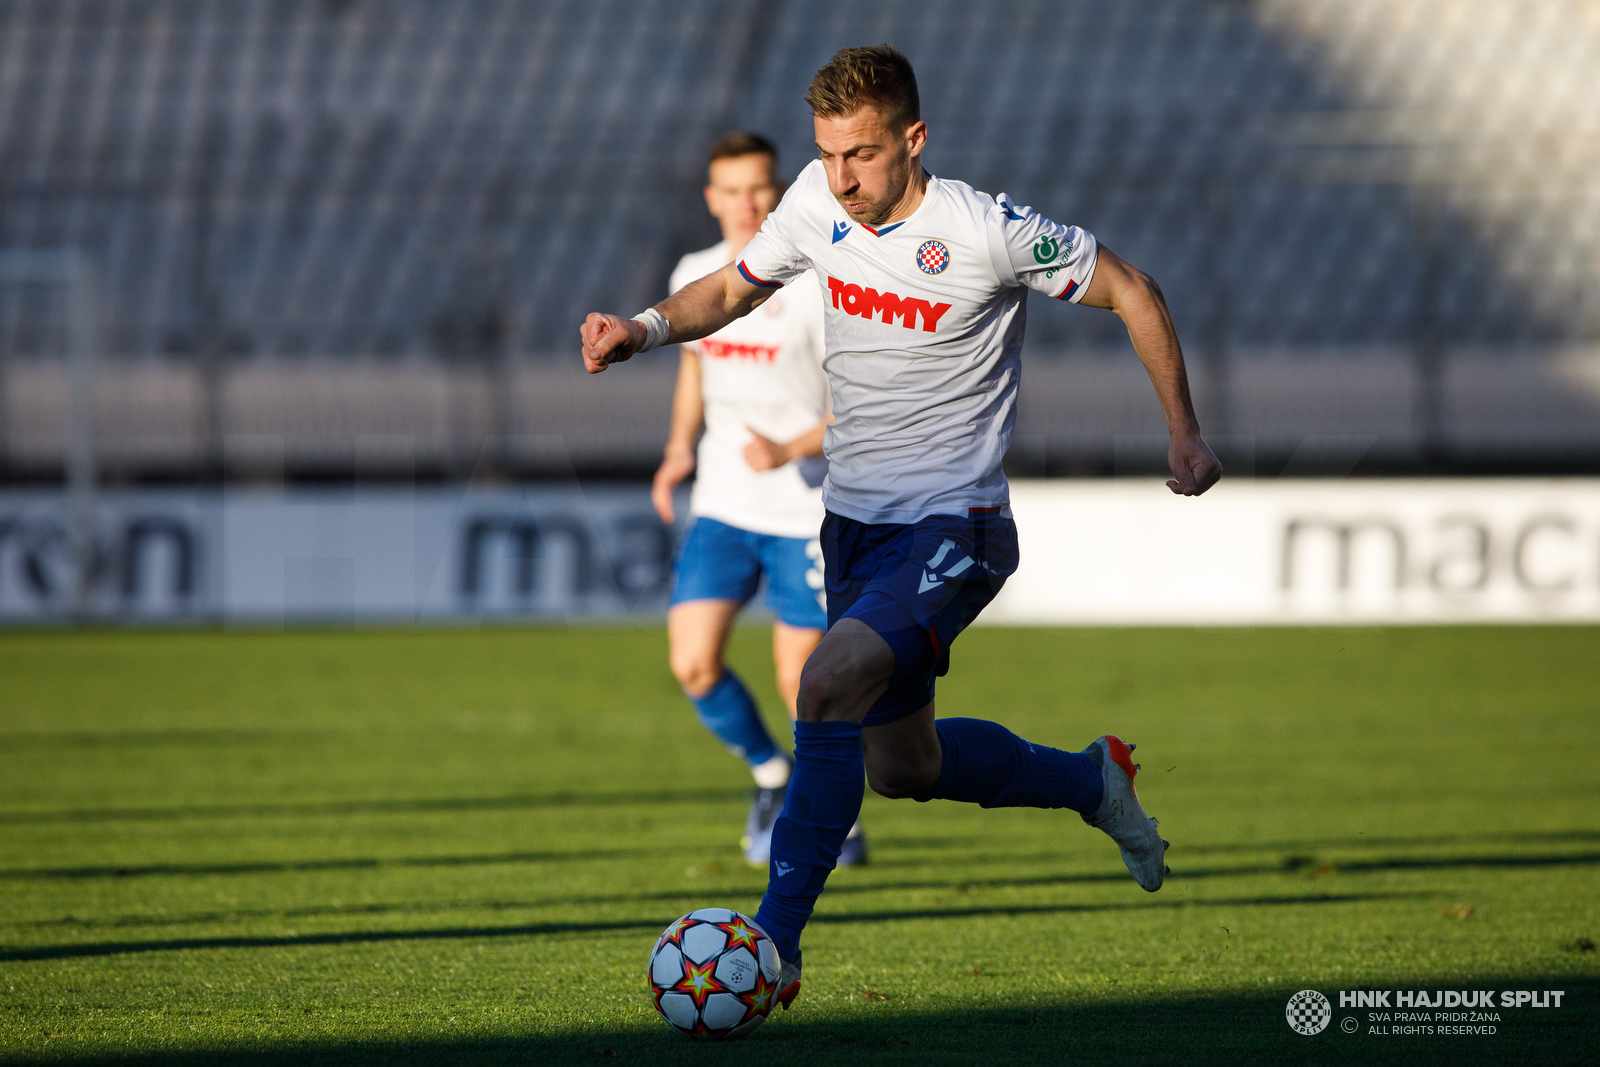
775,955,802,1010
747,916,803,1012
1081,735,1169,892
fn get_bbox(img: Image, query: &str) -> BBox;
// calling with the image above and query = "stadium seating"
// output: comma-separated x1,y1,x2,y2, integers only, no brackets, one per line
0,0,1595,475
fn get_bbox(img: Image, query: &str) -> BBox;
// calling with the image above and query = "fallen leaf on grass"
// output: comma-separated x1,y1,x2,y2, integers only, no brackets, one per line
1441,904,1475,919
862,989,894,1000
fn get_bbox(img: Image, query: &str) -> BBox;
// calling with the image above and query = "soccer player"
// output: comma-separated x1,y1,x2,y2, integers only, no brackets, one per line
581,46,1222,1009
655,132,865,869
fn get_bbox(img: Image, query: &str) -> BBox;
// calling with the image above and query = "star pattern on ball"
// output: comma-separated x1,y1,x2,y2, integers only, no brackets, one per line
658,915,694,947
743,972,776,1016
717,917,762,954
677,957,724,1007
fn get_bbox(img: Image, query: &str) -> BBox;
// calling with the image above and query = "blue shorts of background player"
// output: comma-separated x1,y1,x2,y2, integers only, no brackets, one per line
669,516,826,630
669,515,870,868
820,507,1020,724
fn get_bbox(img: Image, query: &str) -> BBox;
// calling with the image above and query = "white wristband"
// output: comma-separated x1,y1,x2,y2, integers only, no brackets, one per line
632,307,670,353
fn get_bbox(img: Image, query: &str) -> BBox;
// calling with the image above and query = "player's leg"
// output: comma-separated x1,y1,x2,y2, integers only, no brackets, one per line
729,620,818,868
850,586,1167,893
834,593,1101,812
667,599,785,774
762,531,867,865
770,621,818,716
754,512,1168,988
667,519,789,790
752,617,892,984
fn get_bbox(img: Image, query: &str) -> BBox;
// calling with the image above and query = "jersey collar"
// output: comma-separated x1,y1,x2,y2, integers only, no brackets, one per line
854,171,937,238
860,220,905,237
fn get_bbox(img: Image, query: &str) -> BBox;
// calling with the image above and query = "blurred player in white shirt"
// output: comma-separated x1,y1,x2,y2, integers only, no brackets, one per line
654,133,864,868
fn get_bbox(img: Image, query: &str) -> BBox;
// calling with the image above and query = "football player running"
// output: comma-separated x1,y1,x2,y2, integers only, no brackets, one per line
582,47,1222,1011
654,132,866,870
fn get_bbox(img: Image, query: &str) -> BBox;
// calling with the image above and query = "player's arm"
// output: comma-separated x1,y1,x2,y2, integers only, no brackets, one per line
580,264,773,375
1079,245,1223,496
744,420,826,472
652,349,705,523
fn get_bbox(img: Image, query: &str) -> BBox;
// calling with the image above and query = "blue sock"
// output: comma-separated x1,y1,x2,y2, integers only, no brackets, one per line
688,671,780,768
922,718,1104,814
754,719,863,961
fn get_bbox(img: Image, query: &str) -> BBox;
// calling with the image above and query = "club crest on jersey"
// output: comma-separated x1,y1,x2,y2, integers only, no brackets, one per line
916,240,949,275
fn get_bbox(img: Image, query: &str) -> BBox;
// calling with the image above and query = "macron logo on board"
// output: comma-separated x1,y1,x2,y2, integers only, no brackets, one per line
827,276,952,333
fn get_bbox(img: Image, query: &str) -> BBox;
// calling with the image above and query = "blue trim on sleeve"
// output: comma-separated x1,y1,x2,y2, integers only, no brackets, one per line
737,260,782,288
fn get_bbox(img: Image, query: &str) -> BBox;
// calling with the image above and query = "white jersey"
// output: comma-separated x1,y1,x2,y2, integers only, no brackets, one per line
736,160,1099,525
670,241,828,539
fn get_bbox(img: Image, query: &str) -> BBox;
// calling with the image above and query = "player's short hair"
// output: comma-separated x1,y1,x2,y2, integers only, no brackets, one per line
805,45,920,133
707,131,778,167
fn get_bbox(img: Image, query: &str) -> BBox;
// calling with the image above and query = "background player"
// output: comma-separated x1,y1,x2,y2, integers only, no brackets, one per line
582,46,1221,1005
654,132,865,869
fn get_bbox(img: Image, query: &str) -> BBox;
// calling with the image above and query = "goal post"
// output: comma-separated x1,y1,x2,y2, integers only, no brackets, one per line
0,249,100,619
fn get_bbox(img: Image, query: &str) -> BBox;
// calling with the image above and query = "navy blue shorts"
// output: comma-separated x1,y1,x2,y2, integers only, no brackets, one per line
669,516,827,630
822,508,1019,727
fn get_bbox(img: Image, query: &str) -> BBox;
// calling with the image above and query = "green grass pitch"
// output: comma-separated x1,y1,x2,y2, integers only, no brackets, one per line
1,625,1596,1065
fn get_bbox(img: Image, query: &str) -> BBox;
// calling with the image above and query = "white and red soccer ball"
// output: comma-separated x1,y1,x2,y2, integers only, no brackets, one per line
647,908,781,1039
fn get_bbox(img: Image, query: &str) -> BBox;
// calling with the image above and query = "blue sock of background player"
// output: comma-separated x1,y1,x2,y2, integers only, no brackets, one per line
753,716,1103,963
687,670,781,769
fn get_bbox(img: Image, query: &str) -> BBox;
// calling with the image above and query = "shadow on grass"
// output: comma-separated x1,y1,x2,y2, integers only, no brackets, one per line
868,828,1600,867
877,828,1600,849
0,891,1430,962
7,978,1596,1066
0,787,748,827
5,843,1593,889
12,837,1597,934
0,846,689,882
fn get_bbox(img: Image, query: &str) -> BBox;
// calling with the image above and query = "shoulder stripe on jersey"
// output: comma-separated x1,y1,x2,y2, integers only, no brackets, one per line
1055,278,1080,301
861,221,906,237
737,261,782,288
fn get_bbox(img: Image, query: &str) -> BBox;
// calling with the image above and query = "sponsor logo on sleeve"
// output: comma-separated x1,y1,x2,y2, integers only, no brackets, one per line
1036,232,1077,281
825,276,952,333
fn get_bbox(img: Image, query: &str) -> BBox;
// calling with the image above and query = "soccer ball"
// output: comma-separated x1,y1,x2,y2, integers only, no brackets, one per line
647,908,782,1039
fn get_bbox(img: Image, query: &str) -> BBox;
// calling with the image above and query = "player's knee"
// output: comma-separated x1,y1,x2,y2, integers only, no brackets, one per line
670,653,722,698
794,664,843,722
794,657,874,722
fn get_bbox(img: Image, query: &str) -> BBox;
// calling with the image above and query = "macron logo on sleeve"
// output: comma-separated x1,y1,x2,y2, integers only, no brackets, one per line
826,276,953,333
